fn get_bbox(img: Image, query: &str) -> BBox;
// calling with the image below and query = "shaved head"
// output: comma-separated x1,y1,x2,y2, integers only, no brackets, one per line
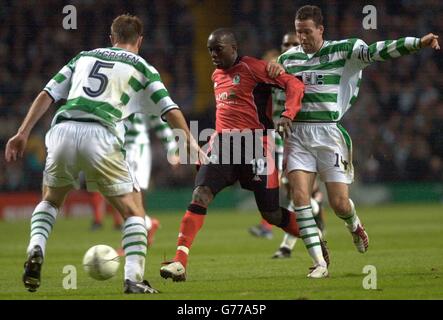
208,28,237,46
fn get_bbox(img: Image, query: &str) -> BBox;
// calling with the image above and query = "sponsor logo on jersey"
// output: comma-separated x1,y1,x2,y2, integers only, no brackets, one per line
319,55,329,64
216,91,228,101
252,175,262,182
228,89,237,99
216,90,237,101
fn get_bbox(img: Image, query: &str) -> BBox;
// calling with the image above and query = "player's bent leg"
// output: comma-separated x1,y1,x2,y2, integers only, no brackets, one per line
106,190,145,219
326,182,369,253
160,186,214,282
254,185,300,238
288,171,328,277
24,184,72,292
117,214,160,257
106,191,158,293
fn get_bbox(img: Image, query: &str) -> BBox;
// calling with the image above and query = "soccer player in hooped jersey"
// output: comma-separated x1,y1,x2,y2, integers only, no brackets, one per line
249,32,328,260
160,28,329,281
272,5,440,276
4,14,203,294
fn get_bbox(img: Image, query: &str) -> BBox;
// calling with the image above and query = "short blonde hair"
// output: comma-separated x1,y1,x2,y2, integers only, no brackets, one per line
111,14,143,44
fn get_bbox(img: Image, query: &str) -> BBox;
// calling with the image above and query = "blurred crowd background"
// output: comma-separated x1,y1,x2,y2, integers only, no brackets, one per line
0,0,442,192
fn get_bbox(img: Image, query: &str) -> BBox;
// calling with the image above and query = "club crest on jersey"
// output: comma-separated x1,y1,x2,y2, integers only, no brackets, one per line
232,74,241,85
319,55,329,64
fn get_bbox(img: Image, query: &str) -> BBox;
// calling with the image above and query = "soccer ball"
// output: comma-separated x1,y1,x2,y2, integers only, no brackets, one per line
82,245,120,280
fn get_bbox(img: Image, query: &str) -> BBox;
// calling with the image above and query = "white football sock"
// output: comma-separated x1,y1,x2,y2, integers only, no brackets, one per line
295,205,326,267
123,216,147,282
28,201,58,256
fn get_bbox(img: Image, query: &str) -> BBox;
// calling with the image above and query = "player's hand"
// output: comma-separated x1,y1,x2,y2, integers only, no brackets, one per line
276,116,293,139
167,153,181,167
420,33,440,50
266,61,285,78
198,148,210,165
5,133,28,162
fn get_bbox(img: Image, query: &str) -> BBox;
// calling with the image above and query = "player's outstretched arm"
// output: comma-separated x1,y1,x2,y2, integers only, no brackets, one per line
149,115,176,149
352,33,439,67
148,115,179,165
5,91,53,162
420,33,440,50
163,109,209,165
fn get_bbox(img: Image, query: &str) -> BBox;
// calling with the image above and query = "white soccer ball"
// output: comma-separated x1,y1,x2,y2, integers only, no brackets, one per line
83,245,120,280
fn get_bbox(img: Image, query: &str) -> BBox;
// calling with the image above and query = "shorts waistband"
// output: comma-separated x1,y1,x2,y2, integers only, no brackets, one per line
56,116,103,125
292,121,338,126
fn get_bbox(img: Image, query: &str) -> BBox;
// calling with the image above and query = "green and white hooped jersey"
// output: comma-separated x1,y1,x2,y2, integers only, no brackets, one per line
124,113,177,153
44,47,179,143
274,37,421,122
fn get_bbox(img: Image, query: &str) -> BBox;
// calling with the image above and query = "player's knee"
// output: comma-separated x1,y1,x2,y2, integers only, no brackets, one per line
291,188,311,207
330,196,351,215
42,188,69,209
260,210,281,226
192,186,214,207
106,192,145,219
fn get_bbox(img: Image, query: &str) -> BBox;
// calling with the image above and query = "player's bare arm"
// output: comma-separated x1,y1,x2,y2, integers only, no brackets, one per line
5,91,53,162
163,109,209,164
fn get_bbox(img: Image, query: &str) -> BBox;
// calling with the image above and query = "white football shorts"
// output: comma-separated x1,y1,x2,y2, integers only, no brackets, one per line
284,122,354,184
124,141,152,190
43,121,139,196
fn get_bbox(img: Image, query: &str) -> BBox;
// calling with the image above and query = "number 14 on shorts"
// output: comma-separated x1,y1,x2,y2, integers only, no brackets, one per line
334,152,349,171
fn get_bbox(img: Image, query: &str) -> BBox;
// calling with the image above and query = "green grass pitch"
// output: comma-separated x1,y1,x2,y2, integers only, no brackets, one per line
0,203,442,300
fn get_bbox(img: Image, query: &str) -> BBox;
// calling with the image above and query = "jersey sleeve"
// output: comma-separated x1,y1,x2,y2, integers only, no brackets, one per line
348,37,421,69
43,54,80,101
131,64,179,120
148,115,178,153
244,57,304,120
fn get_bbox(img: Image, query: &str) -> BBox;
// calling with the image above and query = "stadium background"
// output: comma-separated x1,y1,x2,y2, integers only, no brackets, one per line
0,0,442,215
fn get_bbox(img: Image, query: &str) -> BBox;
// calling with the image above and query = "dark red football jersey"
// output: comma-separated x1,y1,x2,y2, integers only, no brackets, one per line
211,56,304,132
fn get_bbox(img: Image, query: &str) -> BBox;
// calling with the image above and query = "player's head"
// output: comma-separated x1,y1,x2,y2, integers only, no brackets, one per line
110,14,143,53
281,31,300,53
207,28,238,70
295,5,324,53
